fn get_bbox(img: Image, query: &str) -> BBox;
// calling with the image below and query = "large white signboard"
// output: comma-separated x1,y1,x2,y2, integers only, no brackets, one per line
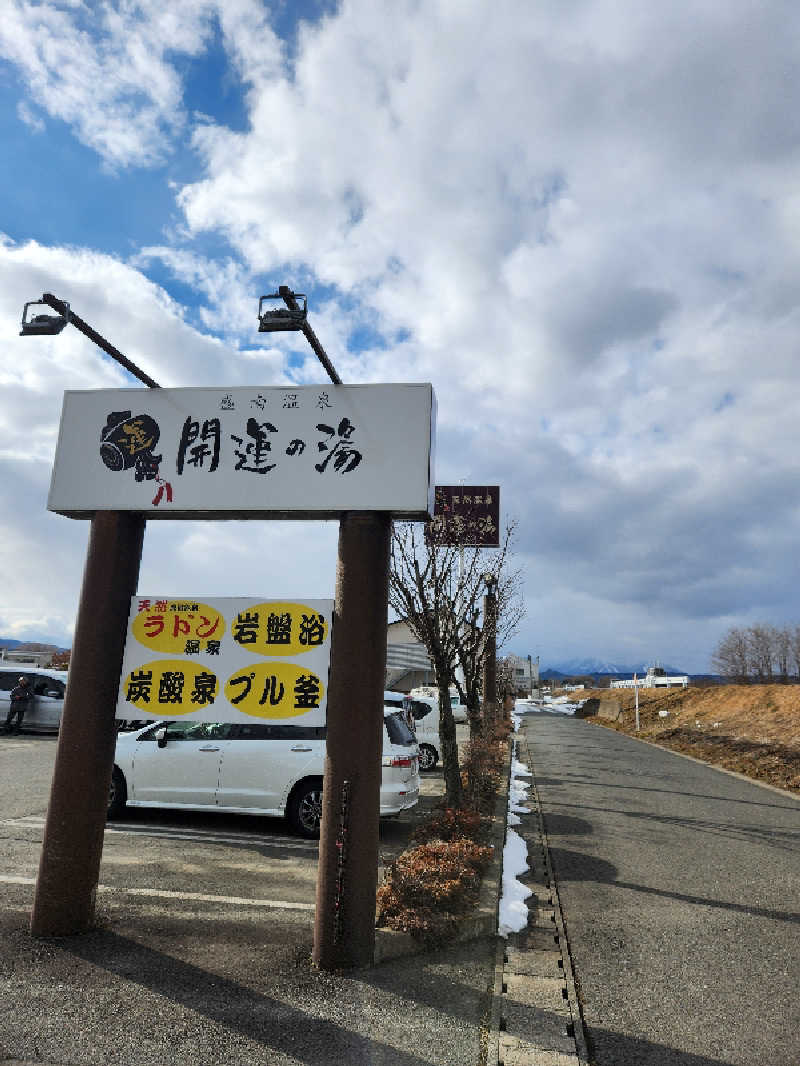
48,383,436,519
115,596,333,726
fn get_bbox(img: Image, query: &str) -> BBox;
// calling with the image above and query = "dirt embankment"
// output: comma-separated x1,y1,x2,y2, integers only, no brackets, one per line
570,684,800,794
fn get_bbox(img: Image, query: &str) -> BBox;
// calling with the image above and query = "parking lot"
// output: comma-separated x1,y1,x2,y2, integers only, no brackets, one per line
0,726,458,925
0,724,500,1066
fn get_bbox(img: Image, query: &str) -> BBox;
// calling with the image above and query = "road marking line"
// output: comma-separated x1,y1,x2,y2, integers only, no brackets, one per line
0,817,318,850
105,826,317,850
0,874,315,911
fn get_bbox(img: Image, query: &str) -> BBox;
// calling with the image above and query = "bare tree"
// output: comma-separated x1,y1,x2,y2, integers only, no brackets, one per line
389,520,524,806
711,627,749,681
713,622,797,683
772,625,791,683
748,624,775,682
452,528,524,738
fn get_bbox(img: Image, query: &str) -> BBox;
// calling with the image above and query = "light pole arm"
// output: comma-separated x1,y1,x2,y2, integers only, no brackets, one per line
42,293,160,389
278,285,342,385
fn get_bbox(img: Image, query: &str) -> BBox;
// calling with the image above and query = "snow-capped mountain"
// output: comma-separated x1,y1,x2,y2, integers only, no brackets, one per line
545,657,683,676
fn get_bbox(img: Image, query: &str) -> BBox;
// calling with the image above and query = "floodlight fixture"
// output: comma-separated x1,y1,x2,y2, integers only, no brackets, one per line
258,291,308,332
257,285,342,385
20,299,70,337
19,292,160,388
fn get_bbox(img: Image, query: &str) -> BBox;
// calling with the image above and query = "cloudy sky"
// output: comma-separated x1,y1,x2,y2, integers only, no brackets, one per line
2,0,799,674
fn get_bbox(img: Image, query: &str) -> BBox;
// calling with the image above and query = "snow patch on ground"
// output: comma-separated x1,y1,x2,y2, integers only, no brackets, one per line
515,697,580,716
508,756,531,826
499,744,534,936
498,828,531,936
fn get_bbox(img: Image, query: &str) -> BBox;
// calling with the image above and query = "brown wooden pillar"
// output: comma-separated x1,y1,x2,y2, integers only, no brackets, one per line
313,512,391,970
30,511,145,936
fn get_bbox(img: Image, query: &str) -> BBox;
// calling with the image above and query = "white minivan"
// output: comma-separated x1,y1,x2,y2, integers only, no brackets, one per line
0,666,67,733
108,706,420,838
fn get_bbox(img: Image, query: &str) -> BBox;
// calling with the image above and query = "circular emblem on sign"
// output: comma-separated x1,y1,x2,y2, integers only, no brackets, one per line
122,659,219,715
132,601,226,654
224,662,324,719
230,602,328,657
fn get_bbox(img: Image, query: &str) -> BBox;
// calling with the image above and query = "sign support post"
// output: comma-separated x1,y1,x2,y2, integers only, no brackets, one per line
30,511,145,936
313,512,391,970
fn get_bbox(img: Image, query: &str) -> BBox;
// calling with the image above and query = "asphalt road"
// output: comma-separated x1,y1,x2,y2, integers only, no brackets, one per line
517,712,800,1066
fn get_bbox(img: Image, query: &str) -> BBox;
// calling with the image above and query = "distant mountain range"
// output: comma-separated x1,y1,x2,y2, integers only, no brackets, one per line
1,639,690,678
0,638,68,653
542,657,684,677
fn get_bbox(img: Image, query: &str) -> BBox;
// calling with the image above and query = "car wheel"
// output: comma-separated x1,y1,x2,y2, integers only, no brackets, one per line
418,743,438,771
108,766,127,818
288,779,323,838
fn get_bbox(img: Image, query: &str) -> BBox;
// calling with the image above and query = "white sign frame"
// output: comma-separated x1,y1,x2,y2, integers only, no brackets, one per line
48,383,436,520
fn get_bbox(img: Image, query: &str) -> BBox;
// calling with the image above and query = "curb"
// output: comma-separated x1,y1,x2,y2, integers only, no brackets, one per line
488,731,589,1066
588,717,800,799
373,736,511,965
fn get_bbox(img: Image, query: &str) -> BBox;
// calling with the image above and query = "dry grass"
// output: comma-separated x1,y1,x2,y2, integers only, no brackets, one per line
574,684,800,794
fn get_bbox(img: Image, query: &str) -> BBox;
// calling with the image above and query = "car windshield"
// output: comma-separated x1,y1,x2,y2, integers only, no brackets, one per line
384,710,416,746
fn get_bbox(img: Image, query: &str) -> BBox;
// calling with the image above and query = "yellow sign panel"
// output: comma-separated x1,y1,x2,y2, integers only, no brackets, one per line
230,601,328,657
117,596,333,725
132,601,226,655
224,661,324,719
123,659,220,715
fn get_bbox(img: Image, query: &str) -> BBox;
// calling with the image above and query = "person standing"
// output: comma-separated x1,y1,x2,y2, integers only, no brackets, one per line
5,676,33,733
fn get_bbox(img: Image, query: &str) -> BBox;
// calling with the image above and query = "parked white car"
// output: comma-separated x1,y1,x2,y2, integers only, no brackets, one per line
408,686,468,724
108,707,420,838
402,694,470,771
0,666,67,733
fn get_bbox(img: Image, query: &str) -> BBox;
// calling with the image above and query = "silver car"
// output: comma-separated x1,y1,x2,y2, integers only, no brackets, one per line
0,667,67,733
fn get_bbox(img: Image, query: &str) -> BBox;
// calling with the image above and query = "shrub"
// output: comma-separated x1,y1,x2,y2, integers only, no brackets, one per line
376,720,511,943
412,805,489,845
376,839,494,944
460,726,508,811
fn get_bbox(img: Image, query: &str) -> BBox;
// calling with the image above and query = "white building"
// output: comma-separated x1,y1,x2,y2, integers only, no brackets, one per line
385,619,434,690
611,666,688,690
0,647,56,668
502,653,539,695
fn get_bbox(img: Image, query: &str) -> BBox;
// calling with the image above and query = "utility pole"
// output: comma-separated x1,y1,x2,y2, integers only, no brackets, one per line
482,574,497,726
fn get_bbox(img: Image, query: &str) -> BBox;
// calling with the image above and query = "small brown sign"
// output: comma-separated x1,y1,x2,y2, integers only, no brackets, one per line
426,485,500,547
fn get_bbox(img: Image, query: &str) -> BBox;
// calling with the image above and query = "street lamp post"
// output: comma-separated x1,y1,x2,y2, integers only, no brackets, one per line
260,286,388,971
482,573,497,726
20,294,156,936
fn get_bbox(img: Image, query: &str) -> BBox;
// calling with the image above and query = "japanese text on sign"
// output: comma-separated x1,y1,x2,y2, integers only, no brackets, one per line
49,384,436,520
426,485,501,547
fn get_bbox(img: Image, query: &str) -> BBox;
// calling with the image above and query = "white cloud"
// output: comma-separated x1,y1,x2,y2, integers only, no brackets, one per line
0,0,214,167
179,2,800,670
5,2,800,672
16,100,45,133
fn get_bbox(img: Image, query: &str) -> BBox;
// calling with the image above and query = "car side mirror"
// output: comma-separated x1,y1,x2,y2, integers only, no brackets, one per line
156,727,167,749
